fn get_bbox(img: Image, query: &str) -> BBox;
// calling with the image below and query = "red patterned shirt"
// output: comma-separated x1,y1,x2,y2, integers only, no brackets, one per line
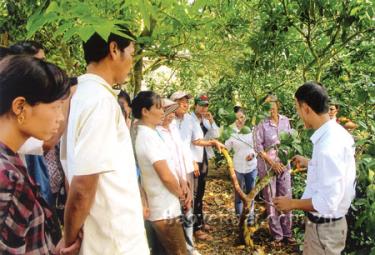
0,142,55,254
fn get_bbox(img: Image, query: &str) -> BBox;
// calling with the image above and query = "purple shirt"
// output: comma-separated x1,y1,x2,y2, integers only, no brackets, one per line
254,114,292,173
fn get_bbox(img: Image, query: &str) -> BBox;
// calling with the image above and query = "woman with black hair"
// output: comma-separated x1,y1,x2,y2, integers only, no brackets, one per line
118,89,132,128
0,55,80,254
254,95,294,247
9,40,45,59
133,91,188,255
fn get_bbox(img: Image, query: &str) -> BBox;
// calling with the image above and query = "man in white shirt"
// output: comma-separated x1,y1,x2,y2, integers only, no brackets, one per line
62,27,149,254
172,92,224,240
273,82,356,255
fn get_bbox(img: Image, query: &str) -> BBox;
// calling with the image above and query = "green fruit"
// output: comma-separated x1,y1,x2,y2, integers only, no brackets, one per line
225,112,237,124
279,131,290,143
221,127,234,141
240,126,251,134
196,70,205,77
369,170,374,182
340,75,349,82
197,43,205,50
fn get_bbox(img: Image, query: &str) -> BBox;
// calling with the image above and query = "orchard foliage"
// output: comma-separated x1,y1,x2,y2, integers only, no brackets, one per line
0,0,374,253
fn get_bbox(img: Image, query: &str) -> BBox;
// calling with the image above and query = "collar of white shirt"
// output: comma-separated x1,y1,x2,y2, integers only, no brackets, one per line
79,73,121,96
310,119,335,145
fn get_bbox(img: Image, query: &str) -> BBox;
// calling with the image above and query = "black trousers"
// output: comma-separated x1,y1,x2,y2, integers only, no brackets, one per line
193,157,208,231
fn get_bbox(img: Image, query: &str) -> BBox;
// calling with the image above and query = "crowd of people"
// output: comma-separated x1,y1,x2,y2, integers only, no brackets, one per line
0,25,356,255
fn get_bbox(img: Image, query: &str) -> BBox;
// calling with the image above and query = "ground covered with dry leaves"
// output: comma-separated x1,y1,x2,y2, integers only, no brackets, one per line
195,164,303,255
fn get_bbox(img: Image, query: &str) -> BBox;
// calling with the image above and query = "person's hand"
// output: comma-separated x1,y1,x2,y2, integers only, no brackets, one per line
182,185,192,213
291,155,309,169
246,153,254,161
273,196,294,213
143,206,150,219
193,161,200,177
270,161,286,174
54,231,83,255
180,180,190,201
211,139,225,153
204,112,214,124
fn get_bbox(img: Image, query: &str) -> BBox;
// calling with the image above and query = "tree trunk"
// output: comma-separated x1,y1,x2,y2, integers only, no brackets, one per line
133,44,143,95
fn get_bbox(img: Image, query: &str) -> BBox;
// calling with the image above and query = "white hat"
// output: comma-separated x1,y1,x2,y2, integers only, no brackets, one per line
162,98,179,115
170,91,192,101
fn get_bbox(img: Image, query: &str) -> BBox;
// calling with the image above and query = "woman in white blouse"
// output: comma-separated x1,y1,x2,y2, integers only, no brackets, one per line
157,99,201,255
133,91,188,255
225,107,257,225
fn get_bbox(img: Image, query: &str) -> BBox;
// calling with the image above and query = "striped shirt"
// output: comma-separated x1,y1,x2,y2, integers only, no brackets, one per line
0,142,55,254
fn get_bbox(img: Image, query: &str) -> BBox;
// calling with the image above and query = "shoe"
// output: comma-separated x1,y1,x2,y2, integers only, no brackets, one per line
194,230,213,241
271,239,283,248
246,216,255,226
283,237,297,245
191,250,201,255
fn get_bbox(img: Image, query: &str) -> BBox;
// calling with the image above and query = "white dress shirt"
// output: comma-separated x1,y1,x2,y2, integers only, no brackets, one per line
176,112,219,163
156,124,193,180
62,74,149,255
135,125,181,221
302,120,356,218
225,129,257,174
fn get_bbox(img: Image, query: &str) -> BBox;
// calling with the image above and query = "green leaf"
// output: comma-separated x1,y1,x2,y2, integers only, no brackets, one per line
358,120,368,129
262,102,271,111
293,144,303,154
112,29,136,41
78,26,96,42
27,14,49,38
45,1,59,14
62,26,79,41
55,22,73,36
94,23,114,41
290,129,298,139
350,6,362,16
139,0,151,30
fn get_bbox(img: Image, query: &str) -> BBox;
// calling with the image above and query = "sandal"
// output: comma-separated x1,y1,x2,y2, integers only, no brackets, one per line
271,239,283,248
202,224,216,232
283,237,297,245
194,230,213,241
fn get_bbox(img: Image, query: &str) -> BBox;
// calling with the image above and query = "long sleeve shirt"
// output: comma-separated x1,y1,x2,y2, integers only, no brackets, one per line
254,114,292,173
0,142,55,254
302,120,356,218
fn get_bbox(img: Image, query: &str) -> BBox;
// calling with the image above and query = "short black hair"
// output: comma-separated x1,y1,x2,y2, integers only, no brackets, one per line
9,41,44,56
0,55,71,115
83,25,134,64
132,91,161,119
118,90,132,107
295,81,329,114
0,47,11,60
329,101,339,110
234,106,242,113
69,77,78,87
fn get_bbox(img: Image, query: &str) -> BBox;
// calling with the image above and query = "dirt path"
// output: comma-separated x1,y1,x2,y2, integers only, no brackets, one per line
195,164,302,255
